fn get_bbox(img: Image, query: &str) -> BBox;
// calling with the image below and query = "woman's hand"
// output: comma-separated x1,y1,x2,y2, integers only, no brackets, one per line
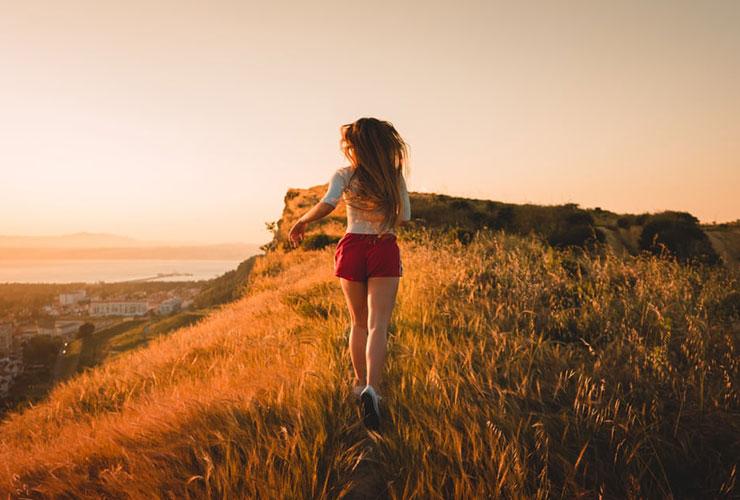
287,203,336,248
288,219,308,248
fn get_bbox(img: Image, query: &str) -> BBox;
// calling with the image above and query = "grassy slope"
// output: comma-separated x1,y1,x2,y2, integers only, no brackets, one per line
1,225,738,498
705,223,740,269
55,313,209,382
105,311,207,358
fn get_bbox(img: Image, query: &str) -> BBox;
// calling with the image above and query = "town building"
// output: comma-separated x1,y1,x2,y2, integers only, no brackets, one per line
37,320,57,336
89,300,149,317
158,298,182,315
54,320,86,337
13,324,38,349
59,290,87,306
42,304,61,316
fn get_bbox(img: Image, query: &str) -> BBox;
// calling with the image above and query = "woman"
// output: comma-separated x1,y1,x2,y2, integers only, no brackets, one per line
288,117,411,431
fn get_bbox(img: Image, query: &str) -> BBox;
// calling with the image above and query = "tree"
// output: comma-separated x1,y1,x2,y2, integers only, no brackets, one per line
77,322,95,339
22,335,62,367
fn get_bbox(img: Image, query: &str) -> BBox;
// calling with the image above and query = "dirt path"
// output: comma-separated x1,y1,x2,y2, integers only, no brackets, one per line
340,405,392,499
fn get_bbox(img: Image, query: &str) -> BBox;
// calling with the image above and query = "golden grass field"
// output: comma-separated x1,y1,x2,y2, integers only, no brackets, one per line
1,228,738,498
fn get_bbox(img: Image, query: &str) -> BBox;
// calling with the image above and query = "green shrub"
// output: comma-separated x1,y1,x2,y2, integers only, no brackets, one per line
639,211,720,264
454,228,475,245
490,206,515,231
548,224,606,249
485,200,501,211
76,323,95,339
259,261,284,278
284,190,300,201
713,290,740,320
469,211,486,226
563,211,595,226
450,199,472,211
22,335,63,366
547,208,604,249
302,233,340,250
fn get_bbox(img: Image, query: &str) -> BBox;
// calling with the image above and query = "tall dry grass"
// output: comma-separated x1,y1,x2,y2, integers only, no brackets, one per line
1,228,737,498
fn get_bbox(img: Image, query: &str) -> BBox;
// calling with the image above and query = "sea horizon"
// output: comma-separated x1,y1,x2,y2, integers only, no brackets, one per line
0,258,245,284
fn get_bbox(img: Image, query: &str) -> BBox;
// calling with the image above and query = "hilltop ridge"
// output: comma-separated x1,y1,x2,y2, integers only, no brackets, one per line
268,182,739,269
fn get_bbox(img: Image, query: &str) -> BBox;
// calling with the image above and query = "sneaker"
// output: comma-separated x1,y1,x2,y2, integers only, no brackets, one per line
353,384,383,402
352,385,365,400
360,385,381,431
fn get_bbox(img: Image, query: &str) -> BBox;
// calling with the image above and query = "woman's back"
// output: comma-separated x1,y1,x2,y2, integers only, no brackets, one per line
320,165,411,235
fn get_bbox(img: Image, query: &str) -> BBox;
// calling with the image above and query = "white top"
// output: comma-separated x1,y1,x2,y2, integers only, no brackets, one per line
320,166,411,234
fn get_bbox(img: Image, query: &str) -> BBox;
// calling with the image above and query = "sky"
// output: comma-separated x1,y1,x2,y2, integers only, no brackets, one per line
1,0,738,245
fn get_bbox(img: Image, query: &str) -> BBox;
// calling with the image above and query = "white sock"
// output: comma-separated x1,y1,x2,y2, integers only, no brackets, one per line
363,384,382,400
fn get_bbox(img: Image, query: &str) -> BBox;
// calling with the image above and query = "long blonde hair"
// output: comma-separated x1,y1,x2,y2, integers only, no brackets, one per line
339,117,409,234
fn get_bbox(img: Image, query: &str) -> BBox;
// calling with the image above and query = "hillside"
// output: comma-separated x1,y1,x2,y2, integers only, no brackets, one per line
54,312,208,383
0,190,738,498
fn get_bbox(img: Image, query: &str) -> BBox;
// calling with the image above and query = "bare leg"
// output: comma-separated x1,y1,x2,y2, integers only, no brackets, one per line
366,277,400,392
339,278,369,386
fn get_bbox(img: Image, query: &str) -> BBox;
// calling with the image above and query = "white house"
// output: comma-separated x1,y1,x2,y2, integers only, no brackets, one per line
89,300,149,317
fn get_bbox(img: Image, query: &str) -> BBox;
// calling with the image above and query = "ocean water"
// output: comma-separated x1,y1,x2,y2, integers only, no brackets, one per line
0,259,244,284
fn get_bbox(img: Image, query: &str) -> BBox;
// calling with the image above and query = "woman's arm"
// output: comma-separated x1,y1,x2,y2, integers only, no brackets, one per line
299,201,335,225
288,202,335,247
289,168,348,247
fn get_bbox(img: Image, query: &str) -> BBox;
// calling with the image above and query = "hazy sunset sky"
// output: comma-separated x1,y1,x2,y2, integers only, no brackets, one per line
2,0,738,245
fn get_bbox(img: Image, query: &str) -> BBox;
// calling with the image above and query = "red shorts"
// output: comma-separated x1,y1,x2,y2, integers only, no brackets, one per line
334,233,403,281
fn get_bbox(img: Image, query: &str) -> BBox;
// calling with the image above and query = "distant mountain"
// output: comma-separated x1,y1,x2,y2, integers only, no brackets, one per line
0,243,261,260
0,232,262,260
0,232,156,248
